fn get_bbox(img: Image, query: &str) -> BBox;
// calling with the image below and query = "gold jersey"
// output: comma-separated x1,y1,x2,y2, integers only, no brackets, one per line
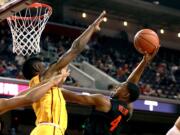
29,75,67,134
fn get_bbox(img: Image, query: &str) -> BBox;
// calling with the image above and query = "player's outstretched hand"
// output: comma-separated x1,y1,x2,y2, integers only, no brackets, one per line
91,10,106,32
61,66,71,83
50,67,70,86
143,46,159,64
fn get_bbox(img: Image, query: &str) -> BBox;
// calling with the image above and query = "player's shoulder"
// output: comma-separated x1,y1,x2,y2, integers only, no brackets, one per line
93,94,110,103
94,94,111,112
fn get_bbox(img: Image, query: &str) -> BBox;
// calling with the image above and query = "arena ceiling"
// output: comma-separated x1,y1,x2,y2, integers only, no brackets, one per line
142,0,180,10
64,0,180,30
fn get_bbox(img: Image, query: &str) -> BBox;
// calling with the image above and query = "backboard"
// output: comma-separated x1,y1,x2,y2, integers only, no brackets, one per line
0,0,38,21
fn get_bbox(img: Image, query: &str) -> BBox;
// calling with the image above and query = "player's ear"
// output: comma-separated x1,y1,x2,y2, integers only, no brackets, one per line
124,92,130,97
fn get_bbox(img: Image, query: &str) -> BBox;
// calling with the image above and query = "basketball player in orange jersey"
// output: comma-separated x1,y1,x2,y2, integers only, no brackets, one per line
0,70,69,115
61,50,159,135
22,11,106,135
166,117,180,135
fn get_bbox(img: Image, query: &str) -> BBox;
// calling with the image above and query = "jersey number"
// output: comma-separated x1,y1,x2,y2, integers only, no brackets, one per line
109,115,122,132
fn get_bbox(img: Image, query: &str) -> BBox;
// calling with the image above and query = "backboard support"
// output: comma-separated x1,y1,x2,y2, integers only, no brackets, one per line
0,0,39,22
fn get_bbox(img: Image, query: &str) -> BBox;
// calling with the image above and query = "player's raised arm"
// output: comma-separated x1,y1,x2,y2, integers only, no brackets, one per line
44,11,106,78
126,48,159,84
0,71,69,114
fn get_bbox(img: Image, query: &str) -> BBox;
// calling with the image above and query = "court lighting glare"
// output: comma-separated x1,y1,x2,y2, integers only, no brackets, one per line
82,12,87,18
103,17,107,22
123,21,128,26
160,29,164,34
153,1,160,5
178,33,180,38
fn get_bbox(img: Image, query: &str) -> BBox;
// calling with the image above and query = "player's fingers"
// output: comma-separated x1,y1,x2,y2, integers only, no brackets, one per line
99,18,105,24
95,18,104,31
152,47,159,56
56,74,62,78
61,66,69,72
96,26,101,31
100,10,106,18
98,11,106,20
94,10,106,24
67,69,71,74
144,51,148,57
156,46,160,52
62,73,69,77
62,69,70,76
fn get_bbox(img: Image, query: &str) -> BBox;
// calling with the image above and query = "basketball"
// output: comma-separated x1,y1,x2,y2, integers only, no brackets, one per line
134,29,160,54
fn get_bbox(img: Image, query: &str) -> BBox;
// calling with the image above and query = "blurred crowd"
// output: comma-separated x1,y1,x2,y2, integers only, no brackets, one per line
0,21,79,87
0,21,180,100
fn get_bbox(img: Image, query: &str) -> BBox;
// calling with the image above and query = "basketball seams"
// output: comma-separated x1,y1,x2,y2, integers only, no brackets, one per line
139,32,159,42
136,29,159,49
134,37,144,54
138,35,156,53
140,32,158,38
138,35,157,47
139,29,159,38
134,29,159,54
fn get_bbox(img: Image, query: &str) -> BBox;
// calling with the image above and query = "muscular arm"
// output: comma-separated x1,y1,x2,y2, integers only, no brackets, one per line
45,24,96,73
44,11,106,79
0,73,68,114
126,49,159,84
17,80,48,96
0,81,53,114
126,58,148,84
62,88,110,112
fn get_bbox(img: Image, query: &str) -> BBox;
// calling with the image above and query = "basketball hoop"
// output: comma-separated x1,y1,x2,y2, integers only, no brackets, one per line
7,3,52,56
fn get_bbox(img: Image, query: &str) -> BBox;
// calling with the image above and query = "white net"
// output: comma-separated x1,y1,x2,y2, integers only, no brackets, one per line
7,3,52,56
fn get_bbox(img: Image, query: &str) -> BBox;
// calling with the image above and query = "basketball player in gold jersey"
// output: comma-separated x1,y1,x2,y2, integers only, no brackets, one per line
22,11,106,135
0,71,69,115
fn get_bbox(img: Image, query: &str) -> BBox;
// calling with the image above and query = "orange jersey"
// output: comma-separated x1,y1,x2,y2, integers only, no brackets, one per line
29,75,67,134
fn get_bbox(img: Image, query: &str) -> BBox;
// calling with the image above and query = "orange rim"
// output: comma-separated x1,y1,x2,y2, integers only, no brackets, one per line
8,3,52,20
